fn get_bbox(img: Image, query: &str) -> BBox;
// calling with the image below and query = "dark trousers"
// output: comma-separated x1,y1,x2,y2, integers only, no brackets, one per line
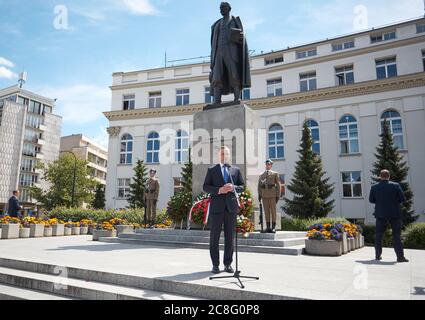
209,208,236,267
375,218,404,259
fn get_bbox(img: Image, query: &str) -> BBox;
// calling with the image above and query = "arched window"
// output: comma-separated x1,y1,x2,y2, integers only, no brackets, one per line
268,124,284,159
339,115,359,155
306,119,320,155
120,134,133,164
175,130,189,163
146,131,160,164
381,110,404,149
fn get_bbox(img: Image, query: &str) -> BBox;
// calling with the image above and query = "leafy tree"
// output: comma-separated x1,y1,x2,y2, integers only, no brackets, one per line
283,121,335,218
128,160,149,209
371,120,417,227
30,154,96,209
92,184,106,209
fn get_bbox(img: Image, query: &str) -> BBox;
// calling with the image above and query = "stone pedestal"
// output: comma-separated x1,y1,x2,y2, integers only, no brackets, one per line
254,211,282,231
192,103,265,208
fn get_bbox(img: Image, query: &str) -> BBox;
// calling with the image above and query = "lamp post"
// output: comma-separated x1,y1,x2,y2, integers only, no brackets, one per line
61,151,77,208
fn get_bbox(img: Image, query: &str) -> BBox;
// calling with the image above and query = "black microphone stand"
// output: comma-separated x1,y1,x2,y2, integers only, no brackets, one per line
209,164,259,289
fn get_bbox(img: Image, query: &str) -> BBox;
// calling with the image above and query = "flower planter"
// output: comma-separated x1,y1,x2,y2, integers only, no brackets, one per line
71,227,80,235
348,238,356,251
64,227,72,236
44,227,53,237
88,226,94,235
92,229,117,241
52,224,65,236
1,224,20,239
30,224,44,238
19,228,30,238
80,227,89,235
359,235,365,248
0,229,2,239
341,232,348,254
115,225,134,235
305,239,342,256
355,236,360,249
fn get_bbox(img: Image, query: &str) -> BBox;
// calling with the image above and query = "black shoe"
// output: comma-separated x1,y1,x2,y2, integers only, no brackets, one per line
397,257,409,263
375,256,382,261
212,266,220,274
224,265,234,274
271,222,276,234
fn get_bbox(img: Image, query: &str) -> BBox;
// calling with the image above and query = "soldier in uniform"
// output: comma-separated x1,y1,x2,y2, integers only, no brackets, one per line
258,160,282,233
145,169,160,228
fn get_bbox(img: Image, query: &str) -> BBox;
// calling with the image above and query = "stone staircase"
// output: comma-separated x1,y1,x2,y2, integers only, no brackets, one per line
99,229,307,256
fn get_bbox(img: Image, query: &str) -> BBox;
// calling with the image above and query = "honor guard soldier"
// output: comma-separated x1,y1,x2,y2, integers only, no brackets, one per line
258,160,282,233
145,169,160,228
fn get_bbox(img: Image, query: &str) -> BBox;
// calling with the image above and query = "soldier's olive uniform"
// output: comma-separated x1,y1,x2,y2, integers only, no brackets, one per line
145,178,160,223
258,170,281,225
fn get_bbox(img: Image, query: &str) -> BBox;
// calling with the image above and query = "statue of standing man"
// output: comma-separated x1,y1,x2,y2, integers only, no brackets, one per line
210,2,251,105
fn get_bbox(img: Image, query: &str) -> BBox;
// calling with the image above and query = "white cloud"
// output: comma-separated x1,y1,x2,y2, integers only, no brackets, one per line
0,57,15,68
0,66,17,79
121,0,159,16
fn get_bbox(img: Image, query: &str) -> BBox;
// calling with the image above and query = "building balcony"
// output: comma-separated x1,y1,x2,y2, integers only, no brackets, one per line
35,153,44,160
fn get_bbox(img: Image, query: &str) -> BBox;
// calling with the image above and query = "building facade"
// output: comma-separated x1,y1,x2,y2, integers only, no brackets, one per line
60,134,108,186
104,18,425,225
0,85,62,210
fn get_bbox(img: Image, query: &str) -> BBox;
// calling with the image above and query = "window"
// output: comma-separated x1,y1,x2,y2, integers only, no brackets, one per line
306,119,320,155
265,55,284,65
339,115,359,155
371,31,396,43
17,96,29,106
204,87,213,104
336,65,354,86
173,177,184,195
149,92,161,108
19,173,37,187
332,41,355,52
422,50,425,71
267,79,282,97
123,94,135,110
147,131,160,164
300,72,317,92
242,88,251,100
176,89,190,106
120,134,133,164
175,130,189,163
376,57,397,79
381,110,404,149
342,172,362,198
21,158,37,172
296,48,317,59
268,124,284,159
117,178,131,199
29,101,42,115
43,105,52,114
417,24,425,34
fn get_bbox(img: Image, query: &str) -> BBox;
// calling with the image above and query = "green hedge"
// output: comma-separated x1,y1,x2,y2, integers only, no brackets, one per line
281,217,350,231
402,223,425,250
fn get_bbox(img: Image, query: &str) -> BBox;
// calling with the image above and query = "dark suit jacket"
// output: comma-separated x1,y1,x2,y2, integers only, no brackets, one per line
7,196,22,216
369,180,405,219
203,164,245,214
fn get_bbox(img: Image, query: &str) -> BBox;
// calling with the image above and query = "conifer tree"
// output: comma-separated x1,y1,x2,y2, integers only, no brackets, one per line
128,160,148,209
92,184,106,209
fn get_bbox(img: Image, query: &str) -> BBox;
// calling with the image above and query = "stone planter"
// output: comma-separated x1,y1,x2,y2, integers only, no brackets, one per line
115,225,134,236
52,224,65,236
359,235,365,248
92,229,117,241
88,226,94,235
348,238,356,251
71,227,80,235
341,232,348,254
305,239,342,256
30,224,44,238
0,228,2,239
44,227,53,237
1,224,20,239
355,236,361,249
80,226,89,235
19,228,30,238
64,227,72,236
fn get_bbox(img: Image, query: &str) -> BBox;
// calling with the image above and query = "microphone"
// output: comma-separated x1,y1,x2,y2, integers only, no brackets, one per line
224,163,232,168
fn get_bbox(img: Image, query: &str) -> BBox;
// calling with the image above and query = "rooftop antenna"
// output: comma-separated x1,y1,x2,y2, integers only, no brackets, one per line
18,71,27,88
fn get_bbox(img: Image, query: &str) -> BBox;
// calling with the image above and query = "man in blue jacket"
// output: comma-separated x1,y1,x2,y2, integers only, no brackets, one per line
369,170,408,263
7,190,23,218
203,146,245,274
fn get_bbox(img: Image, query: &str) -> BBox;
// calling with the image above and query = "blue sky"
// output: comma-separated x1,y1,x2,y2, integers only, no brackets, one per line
0,0,423,147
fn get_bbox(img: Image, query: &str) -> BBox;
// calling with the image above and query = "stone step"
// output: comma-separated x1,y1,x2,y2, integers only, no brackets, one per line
0,266,198,300
0,283,75,300
120,233,307,248
100,237,305,256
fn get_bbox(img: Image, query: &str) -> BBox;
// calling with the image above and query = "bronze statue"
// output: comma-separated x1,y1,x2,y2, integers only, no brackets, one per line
209,2,251,105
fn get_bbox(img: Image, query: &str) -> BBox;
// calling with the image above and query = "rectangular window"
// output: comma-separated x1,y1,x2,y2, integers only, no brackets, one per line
176,89,190,106
376,57,397,79
417,24,425,34
300,72,317,92
204,87,213,104
341,172,362,198
117,178,131,199
17,96,29,106
242,88,251,100
335,65,354,86
422,50,425,71
332,41,355,52
148,91,162,108
29,101,42,115
123,94,135,110
267,78,283,97
265,56,284,65
296,48,317,59
371,31,396,43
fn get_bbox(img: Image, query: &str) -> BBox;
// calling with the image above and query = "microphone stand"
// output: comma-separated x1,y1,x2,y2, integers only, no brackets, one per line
209,164,259,289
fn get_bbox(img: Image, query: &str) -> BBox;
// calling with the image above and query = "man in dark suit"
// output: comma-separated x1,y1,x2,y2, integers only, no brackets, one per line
203,146,245,274
369,170,408,263
8,190,23,218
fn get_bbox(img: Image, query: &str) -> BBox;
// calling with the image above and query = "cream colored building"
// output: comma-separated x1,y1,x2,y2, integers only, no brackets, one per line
104,17,425,224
